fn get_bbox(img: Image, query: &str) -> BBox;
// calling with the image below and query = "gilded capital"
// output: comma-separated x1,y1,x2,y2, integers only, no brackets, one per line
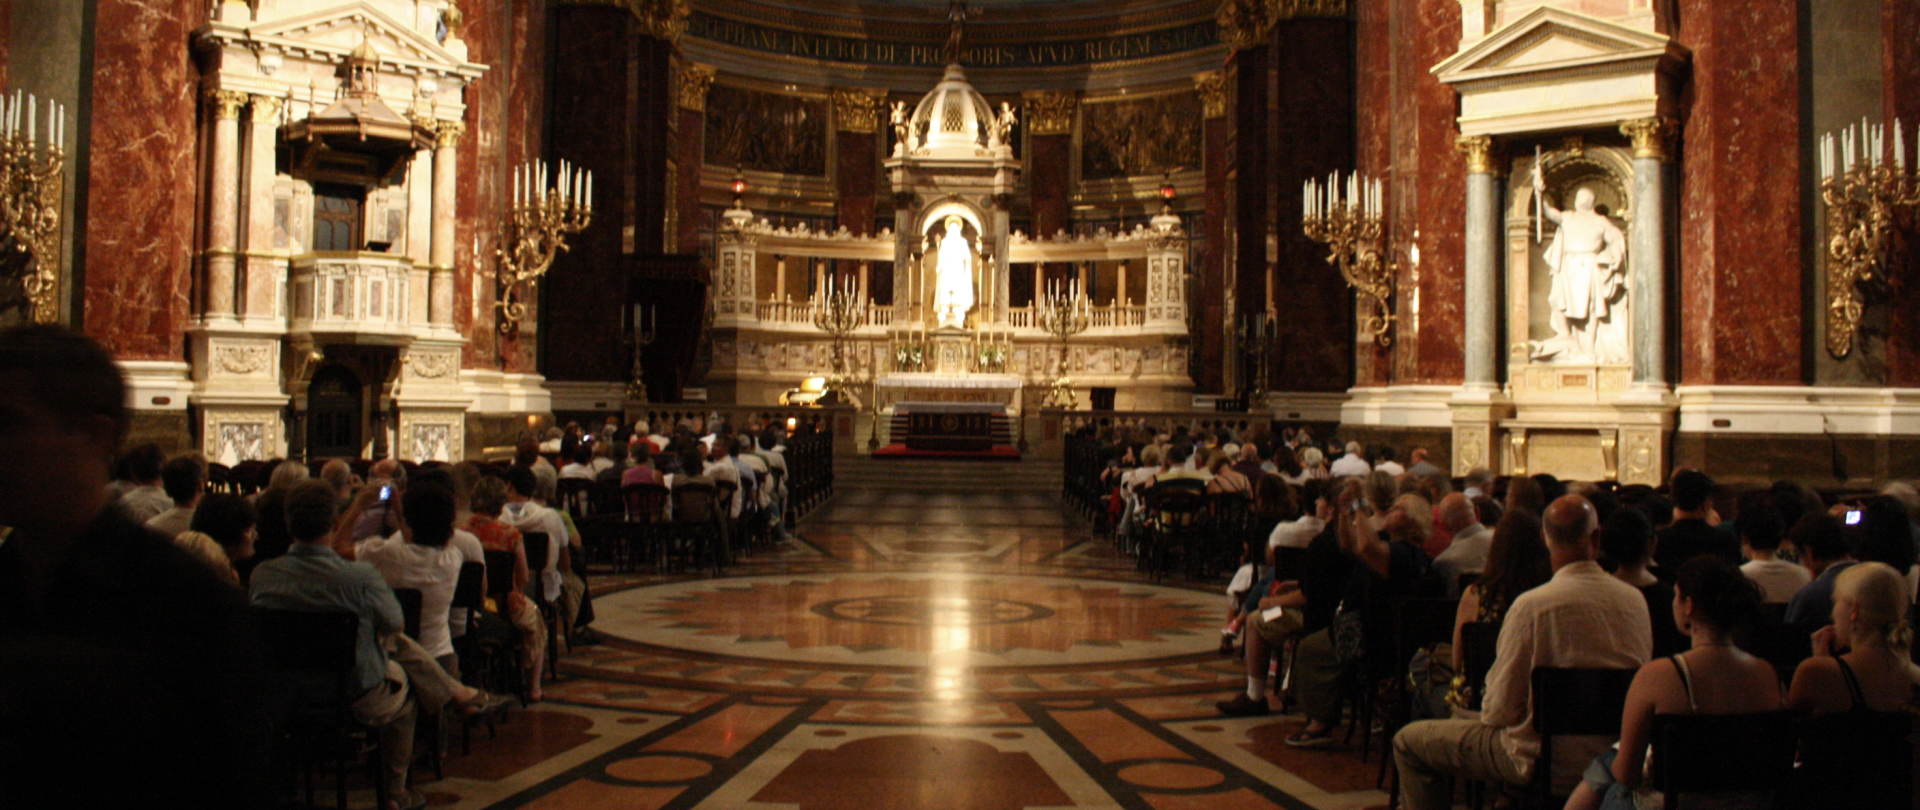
1022,90,1077,136
1194,71,1228,119
831,87,885,133
676,63,715,112
1455,135,1495,174
557,0,689,41
1274,0,1350,20
248,94,283,122
1620,116,1676,161
1216,0,1274,51
434,120,466,149
208,89,249,121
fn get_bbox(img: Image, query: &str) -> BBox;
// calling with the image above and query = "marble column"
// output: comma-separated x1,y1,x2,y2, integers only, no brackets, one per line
1457,135,1498,390
675,64,714,250
243,95,281,320
430,121,462,329
1621,118,1673,389
1022,90,1075,239
1197,72,1229,393
831,87,880,236
205,90,247,319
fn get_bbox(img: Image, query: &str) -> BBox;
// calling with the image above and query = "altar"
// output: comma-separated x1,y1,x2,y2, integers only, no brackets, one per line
874,372,1022,410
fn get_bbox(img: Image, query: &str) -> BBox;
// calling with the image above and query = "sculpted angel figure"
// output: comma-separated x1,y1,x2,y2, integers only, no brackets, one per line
890,100,910,154
991,101,1017,147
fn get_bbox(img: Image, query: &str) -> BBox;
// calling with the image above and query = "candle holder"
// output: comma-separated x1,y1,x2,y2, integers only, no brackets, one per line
496,158,592,336
626,305,657,403
812,277,868,403
0,92,66,324
1818,119,1919,358
1036,281,1091,409
1302,171,1395,347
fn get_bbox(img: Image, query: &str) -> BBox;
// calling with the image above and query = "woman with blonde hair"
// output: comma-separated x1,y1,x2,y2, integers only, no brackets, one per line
1206,449,1252,497
1298,445,1329,480
1785,560,1917,808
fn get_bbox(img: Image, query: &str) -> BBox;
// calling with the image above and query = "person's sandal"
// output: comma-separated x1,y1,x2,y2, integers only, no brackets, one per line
1283,726,1334,748
384,789,428,810
458,691,512,717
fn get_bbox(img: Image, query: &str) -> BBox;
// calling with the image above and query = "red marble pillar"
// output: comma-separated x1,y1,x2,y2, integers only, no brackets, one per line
1882,0,1920,386
1230,46,1269,395
1676,0,1804,386
676,100,707,250
457,0,545,372
1403,0,1466,385
1352,0,1394,387
81,0,199,360
835,129,876,236
1269,16,1355,392
1198,104,1229,395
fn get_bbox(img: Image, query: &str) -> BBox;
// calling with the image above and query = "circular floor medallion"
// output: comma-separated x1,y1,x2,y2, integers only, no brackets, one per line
811,595,1054,627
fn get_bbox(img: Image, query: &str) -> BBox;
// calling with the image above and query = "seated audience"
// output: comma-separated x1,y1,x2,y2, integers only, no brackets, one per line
1784,513,1856,626
355,482,485,674
1462,468,1493,499
1267,479,1328,552
589,440,615,476
1329,440,1371,478
1737,503,1807,603
501,466,574,642
1447,510,1552,710
1654,470,1738,576
347,458,406,544
622,441,665,487
1374,445,1405,477
145,453,204,538
1785,561,1919,809
188,492,257,584
172,530,240,585
114,442,172,523
0,324,268,807
319,458,353,505
704,435,747,519
1205,450,1252,497
1434,492,1493,597
1603,507,1688,658
1393,495,1650,810
559,444,595,481
1850,496,1918,597
1405,447,1442,479
1505,475,1547,518
1154,442,1211,484
466,477,549,698
1565,557,1779,810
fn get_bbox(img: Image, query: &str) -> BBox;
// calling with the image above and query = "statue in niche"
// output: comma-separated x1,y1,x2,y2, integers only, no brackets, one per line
990,102,1017,147
1530,171,1628,365
932,215,976,329
890,100,910,155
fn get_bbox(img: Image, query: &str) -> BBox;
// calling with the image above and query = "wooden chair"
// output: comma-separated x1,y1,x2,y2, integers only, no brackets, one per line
1142,480,1208,580
1378,597,1461,789
252,608,386,810
520,532,562,680
555,478,592,520
386,587,444,781
621,483,671,572
1794,704,1916,809
1649,711,1796,806
1527,667,1636,807
450,561,505,749
670,481,725,575
711,479,740,568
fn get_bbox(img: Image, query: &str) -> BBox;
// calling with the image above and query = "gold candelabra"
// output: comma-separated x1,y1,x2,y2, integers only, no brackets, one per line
496,158,592,335
1302,171,1394,346
0,92,67,323
1819,119,1918,358
811,275,868,396
627,304,657,402
1036,279,1091,409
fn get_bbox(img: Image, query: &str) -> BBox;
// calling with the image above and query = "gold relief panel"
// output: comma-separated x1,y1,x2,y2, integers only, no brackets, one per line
1080,93,1202,180
830,87,885,134
704,83,828,176
1022,90,1078,136
676,63,716,111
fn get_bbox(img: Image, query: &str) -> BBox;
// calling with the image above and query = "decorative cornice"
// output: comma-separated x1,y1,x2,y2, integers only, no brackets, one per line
208,89,249,120
434,120,466,149
1455,134,1494,174
1216,0,1348,51
1620,116,1677,161
1274,0,1349,21
558,0,690,41
1022,90,1078,136
1193,70,1227,118
676,63,716,111
248,94,282,122
831,87,884,133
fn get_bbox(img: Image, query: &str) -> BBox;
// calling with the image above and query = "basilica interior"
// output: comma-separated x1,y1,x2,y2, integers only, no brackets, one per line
3,0,1919,808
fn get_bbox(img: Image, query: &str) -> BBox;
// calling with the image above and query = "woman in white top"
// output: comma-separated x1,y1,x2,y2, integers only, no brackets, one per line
356,482,483,671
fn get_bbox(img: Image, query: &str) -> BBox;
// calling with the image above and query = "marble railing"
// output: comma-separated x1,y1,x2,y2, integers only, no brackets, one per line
753,300,897,329
288,252,420,341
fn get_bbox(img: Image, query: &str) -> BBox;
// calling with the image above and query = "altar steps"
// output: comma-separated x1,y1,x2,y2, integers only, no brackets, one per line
835,456,1061,495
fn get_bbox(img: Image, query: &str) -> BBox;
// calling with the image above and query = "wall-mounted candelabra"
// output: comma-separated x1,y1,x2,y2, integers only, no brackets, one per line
627,304,656,403
496,158,592,335
812,274,868,402
1,92,66,323
1237,310,1277,396
1818,118,1918,358
1036,279,1091,409
1302,171,1394,346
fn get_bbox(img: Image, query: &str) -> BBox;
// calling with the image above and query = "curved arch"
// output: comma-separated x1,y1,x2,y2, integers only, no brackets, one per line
917,198,986,239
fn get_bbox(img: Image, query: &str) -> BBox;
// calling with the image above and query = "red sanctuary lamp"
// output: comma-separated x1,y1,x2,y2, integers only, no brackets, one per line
731,174,748,206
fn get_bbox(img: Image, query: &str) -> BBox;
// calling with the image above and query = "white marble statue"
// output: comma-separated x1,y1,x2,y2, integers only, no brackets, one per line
1530,174,1628,364
933,215,975,329
890,100,910,156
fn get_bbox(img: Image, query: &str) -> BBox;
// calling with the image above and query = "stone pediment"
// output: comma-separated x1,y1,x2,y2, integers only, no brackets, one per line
1434,6,1678,82
1432,6,1686,136
216,3,484,78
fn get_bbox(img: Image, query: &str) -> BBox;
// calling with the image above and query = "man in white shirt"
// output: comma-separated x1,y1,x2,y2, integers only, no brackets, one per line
114,443,173,524
1393,495,1651,809
1373,446,1406,478
1153,443,1212,485
1268,481,1331,550
1432,493,1492,596
1329,441,1372,479
144,455,204,539
1462,468,1492,499
1737,504,1807,603
704,436,746,519
500,467,568,606
558,445,595,481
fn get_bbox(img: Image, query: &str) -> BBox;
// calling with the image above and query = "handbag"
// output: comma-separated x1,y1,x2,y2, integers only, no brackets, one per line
1330,599,1364,665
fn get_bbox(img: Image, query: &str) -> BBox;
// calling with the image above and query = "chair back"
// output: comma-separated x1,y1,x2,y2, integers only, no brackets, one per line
671,481,720,524
713,479,739,513
1145,483,1208,530
556,478,592,518
1392,597,1460,674
392,587,423,641
1650,711,1797,801
523,531,551,575
623,483,670,522
1798,705,1916,808
482,550,517,603
588,479,624,515
1530,666,1636,800
251,608,360,705
452,561,485,617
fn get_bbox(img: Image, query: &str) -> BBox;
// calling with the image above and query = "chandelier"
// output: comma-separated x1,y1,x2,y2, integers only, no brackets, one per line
0,92,66,323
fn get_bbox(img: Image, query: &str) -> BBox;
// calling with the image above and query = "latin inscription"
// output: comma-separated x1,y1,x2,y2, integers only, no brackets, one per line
688,13,1219,68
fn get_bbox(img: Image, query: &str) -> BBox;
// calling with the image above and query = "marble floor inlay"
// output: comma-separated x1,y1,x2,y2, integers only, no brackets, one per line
378,465,1385,810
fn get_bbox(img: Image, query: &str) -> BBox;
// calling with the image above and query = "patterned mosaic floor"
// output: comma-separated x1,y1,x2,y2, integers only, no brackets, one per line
400,486,1387,810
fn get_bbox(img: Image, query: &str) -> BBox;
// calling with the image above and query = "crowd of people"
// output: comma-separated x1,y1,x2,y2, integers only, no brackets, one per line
1074,420,1920,808
0,324,809,809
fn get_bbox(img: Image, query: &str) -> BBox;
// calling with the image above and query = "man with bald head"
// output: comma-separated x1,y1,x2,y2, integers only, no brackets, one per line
1393,495,1650,809
1431,492,1490,596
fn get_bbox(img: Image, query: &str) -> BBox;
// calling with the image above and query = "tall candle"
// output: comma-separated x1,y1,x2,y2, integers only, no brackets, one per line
1896,120,1906,172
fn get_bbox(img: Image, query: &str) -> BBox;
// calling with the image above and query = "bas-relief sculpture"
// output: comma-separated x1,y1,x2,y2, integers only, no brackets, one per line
704,84,828,176
1529,168,1628,365
1080,93,1201,180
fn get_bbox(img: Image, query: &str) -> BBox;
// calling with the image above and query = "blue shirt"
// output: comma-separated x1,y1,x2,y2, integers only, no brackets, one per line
1784,560,1856,627
248,543,401,696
